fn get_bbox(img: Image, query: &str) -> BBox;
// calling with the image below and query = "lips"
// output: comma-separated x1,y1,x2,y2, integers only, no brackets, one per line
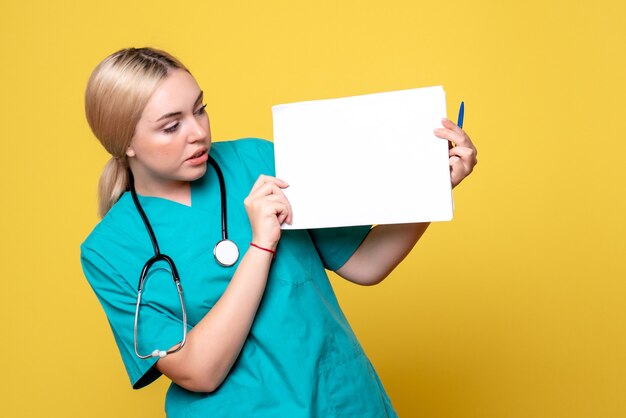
186,147,207,160
185,147,209,165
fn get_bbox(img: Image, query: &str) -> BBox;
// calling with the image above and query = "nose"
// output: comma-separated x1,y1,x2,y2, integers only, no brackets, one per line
187,115,209,142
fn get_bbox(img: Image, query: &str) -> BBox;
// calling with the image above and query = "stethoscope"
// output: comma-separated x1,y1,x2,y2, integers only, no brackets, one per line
130,156,239,359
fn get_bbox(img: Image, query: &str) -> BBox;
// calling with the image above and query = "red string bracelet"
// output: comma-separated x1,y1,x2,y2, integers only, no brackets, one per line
250,243,276,258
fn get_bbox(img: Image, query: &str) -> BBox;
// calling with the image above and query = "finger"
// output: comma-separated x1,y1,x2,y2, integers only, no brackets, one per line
451,147,478,173
249,175,289,194
248,181,285,200
450,145,477,161
255,194,290,207
247,177,293,225
440,117,464,135
255,182,293,224
449,153,474,183
262,194,293,225
269,201,291,225
436,119,475,150
449,155,462,167
433,127,458,147
449,157,466,187
251,198,288,221
246,186,293,217
277,211,288,225
435,127,471,150
251,194,293,223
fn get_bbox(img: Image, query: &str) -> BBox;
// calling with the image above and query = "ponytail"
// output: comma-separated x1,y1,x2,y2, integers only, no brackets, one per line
98,157,129,218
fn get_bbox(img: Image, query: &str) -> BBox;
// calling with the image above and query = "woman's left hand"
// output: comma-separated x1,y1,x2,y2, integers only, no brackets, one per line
434,118,478,188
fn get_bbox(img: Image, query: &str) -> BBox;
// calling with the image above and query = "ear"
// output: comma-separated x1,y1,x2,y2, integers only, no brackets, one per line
125,145,136,158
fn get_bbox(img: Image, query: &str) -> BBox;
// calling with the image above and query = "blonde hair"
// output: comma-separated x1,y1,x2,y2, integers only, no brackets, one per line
84,47,188,217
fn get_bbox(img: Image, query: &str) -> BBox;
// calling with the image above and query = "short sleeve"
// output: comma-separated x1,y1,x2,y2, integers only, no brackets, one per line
308,225,372,271
81,245,187,389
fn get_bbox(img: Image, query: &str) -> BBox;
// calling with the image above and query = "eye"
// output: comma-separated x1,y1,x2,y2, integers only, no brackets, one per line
163,122,179,134
195,104,207,116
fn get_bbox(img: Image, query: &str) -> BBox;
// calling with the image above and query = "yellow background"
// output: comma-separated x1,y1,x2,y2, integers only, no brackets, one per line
1,1,624,417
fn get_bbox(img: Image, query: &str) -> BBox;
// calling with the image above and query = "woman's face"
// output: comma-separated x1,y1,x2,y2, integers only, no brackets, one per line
127,69,211,195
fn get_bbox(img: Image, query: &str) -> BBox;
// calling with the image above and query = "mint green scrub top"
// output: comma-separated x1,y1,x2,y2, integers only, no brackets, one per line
81,139,397,417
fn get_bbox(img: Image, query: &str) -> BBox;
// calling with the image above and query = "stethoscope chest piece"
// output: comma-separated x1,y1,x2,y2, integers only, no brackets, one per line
214,239,239,267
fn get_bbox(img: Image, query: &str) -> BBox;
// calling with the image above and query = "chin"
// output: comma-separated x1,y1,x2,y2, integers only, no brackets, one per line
185,164,208,182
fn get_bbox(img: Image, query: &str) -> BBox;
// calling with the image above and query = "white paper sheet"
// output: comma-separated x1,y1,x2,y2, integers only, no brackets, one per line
273,85,453,229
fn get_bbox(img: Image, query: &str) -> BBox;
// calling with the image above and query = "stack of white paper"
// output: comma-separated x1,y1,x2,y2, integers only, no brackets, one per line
273,85,453,230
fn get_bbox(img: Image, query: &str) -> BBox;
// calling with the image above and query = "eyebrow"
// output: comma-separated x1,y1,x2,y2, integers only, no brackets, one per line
155,91,204,122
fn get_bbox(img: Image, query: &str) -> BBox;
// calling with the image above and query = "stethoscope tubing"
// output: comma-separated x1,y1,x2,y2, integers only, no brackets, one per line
209,156,229,241
129,156,236,359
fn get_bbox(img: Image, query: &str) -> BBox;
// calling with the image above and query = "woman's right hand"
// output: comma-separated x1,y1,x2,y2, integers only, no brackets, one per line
244,175,292,250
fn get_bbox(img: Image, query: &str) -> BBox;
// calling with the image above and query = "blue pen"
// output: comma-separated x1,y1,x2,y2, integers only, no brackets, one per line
457,101,465,129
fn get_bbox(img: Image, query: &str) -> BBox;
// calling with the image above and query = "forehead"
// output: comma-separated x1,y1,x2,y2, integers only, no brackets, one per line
142,69,201,120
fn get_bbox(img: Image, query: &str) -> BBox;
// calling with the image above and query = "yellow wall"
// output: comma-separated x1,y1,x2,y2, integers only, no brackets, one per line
1,1,624,417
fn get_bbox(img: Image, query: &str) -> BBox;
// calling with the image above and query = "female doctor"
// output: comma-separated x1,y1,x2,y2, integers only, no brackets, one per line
81,47,477,417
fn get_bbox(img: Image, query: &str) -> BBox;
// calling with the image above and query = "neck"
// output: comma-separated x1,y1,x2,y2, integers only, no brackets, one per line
131,176,191,206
